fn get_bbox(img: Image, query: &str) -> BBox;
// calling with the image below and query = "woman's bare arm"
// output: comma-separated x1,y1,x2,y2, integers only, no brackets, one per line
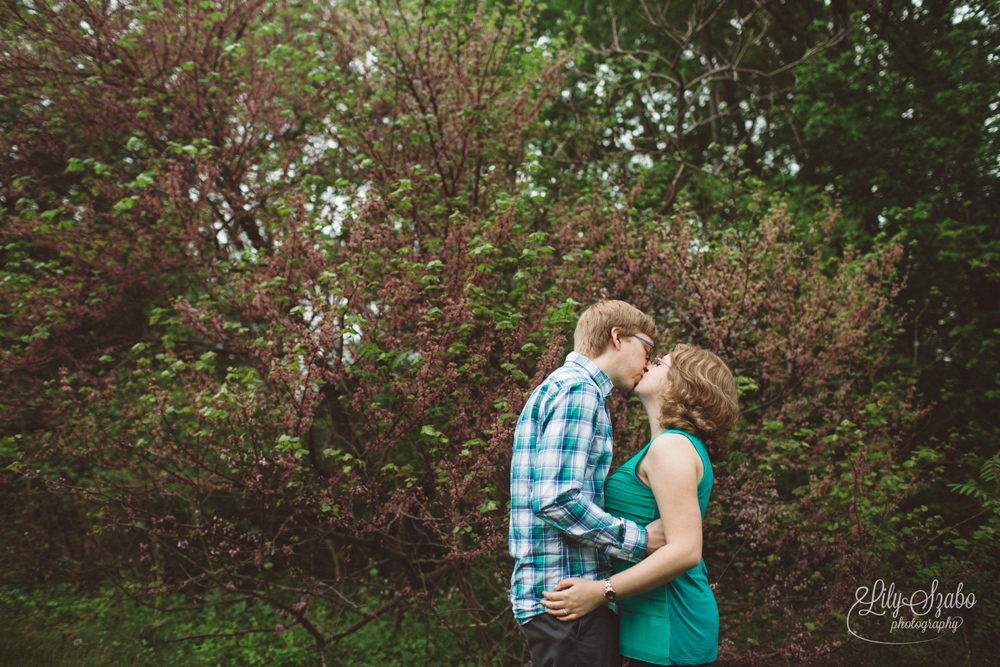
540,432,704,621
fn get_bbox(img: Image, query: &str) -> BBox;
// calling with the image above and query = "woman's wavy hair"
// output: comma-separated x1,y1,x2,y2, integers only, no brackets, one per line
658,344,739,460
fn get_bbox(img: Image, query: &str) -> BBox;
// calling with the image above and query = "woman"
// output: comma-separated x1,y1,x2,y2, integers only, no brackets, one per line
540,343,739,666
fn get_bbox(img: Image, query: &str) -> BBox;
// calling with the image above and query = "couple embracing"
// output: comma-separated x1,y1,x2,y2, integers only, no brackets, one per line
509,301,739,666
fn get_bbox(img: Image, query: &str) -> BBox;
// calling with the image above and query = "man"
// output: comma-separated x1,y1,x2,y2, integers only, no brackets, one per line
509,300,666,667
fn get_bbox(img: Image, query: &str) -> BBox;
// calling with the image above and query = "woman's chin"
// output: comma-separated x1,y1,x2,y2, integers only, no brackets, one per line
633,381,654,400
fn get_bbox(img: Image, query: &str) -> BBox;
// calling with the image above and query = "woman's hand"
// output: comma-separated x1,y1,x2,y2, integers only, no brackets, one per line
540,578,606,622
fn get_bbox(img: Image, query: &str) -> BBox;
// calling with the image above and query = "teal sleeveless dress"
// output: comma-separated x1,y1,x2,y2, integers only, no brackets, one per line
604,430,719,665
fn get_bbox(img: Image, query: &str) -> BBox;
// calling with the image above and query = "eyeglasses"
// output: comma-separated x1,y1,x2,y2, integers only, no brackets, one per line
633,334,656,362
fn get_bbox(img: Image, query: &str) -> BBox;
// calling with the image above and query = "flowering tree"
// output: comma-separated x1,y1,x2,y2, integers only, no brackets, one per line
1,0,950,664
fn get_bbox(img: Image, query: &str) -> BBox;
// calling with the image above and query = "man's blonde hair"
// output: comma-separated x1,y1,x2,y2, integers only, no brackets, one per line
573,300,657,358
658,344,739,460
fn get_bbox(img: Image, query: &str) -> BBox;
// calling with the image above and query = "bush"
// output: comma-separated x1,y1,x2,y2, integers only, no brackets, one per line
4,0,989,663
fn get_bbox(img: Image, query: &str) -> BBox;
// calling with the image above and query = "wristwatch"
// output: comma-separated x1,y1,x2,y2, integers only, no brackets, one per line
604,578,617,602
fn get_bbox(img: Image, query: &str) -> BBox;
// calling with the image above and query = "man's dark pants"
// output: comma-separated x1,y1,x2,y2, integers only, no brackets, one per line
520,606,621,667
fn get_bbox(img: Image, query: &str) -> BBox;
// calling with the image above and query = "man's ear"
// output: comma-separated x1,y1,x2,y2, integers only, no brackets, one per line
610,326,622,351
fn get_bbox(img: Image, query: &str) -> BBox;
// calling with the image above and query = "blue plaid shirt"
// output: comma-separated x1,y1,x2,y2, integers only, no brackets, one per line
508,352,648,623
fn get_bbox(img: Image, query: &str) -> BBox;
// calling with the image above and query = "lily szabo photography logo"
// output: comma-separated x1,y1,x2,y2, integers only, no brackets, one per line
847,579,977,645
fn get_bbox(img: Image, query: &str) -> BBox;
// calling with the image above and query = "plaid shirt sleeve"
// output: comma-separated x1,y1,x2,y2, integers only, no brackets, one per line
531,382,647,562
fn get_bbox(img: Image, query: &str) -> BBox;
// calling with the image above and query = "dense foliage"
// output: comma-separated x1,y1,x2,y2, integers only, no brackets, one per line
2,0,997,664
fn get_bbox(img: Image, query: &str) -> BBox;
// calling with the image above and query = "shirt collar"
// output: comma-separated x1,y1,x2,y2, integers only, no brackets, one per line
566,351,613,400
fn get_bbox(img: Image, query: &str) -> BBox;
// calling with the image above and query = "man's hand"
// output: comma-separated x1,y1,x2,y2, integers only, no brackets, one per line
645,518,666,555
